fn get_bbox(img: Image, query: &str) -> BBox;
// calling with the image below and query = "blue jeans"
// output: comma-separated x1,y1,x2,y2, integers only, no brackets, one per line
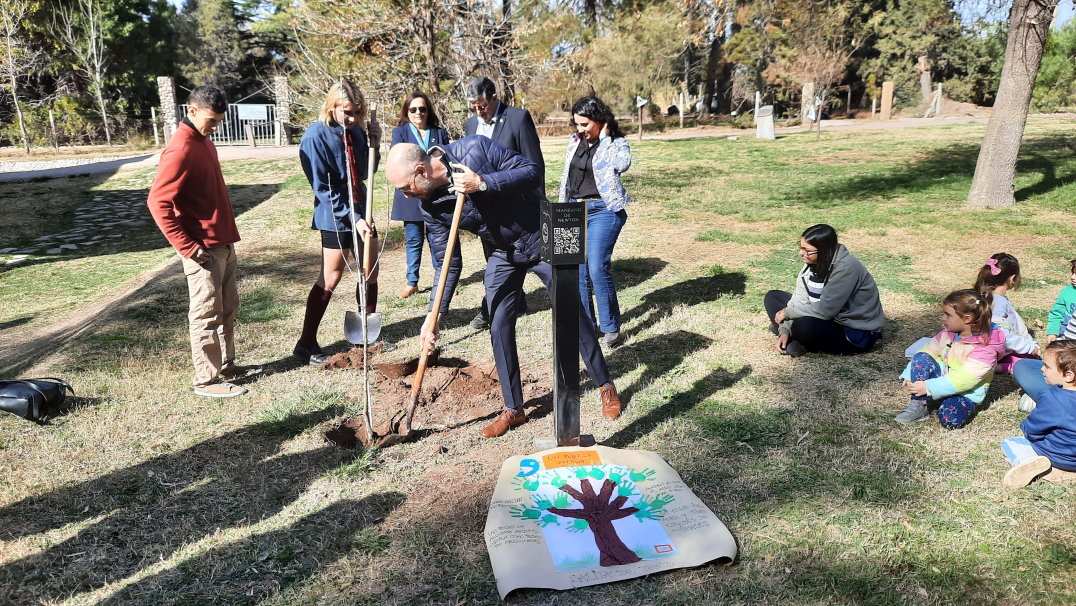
909,352,977,429
404,221,426,287
577,199,627,333
1013,358,1049,403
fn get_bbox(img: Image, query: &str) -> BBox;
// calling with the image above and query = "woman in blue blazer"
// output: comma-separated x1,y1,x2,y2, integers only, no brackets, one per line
390,91,451,298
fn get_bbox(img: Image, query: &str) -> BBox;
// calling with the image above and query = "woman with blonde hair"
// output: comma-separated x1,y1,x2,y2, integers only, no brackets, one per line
294,80,384,365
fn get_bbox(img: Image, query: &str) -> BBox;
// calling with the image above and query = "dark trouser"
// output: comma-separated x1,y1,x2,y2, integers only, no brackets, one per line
486,251,610,412
764,290,869,356
479,239,526,321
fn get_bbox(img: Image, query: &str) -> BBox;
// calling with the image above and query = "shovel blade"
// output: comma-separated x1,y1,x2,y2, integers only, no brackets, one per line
344,311,382,345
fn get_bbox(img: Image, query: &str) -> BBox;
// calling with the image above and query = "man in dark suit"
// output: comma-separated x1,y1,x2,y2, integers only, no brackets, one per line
464,76,545,329
384,137,621,438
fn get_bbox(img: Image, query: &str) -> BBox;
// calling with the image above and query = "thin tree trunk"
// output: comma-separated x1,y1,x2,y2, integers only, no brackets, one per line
584,0,596,26
9,72,29,155
422,2,440,93
968,0,1054,208
702,33,723,117
87,0,111,146
1,6,30,154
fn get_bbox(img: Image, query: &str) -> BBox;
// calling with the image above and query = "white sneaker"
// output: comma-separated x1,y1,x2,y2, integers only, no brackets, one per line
1018,393,1037,413
194,382,248,398
895,401,929,425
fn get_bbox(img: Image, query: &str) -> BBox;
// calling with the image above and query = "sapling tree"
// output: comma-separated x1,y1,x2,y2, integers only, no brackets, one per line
53,0,113,146
0,0,39,155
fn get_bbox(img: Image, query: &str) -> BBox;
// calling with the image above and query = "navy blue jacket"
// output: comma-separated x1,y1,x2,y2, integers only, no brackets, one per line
422,136,545,312
1023,385,1076,471
464,102,545,178
390,124,450,222
299,120,380,232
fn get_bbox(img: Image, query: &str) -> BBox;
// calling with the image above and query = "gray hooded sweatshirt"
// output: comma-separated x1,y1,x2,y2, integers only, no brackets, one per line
779,243,885,336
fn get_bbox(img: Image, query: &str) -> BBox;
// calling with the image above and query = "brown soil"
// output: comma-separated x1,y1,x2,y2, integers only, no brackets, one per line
319,343,388,369
323,356,547,449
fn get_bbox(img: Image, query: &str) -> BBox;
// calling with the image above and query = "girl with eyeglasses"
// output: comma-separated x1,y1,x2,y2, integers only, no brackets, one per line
763,224,885,357
390,91,451,299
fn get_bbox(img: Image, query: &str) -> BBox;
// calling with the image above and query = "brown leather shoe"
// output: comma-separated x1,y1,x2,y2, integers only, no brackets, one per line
399,285,419,298
481,409,527,438
600,384,621,419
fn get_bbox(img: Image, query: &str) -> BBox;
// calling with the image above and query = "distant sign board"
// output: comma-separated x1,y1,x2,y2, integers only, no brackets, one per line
236,104,268,121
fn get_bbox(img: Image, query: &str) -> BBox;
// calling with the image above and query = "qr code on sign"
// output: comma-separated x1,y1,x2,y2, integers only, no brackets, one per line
553,227,580,255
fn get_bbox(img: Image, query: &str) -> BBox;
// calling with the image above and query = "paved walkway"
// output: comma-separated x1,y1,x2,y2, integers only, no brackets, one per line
0,146,298,183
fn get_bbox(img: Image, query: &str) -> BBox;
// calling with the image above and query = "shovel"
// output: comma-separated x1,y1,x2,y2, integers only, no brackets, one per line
344,107,381,346
378,188,466,447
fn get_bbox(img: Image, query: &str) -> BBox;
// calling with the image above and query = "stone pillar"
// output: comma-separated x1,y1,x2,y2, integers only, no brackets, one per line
880,81,894,121
157,76,178,143
273,76,290,146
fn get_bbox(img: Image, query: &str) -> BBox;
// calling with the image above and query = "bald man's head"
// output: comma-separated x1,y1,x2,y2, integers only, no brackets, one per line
386,143,446,199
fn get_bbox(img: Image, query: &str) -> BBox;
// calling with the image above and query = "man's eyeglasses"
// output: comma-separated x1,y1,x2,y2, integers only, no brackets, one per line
400,168,419,195
409,106,428,114
470,100,489,113
798,247,818,257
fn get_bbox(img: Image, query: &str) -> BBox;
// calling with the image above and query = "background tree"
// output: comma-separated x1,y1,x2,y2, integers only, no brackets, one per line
0,0,39,154
967,0,1055,208
53,0,114,145
179,0,246,90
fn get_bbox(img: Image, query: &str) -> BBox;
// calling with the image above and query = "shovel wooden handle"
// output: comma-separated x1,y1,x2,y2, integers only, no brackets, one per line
404,189,466,429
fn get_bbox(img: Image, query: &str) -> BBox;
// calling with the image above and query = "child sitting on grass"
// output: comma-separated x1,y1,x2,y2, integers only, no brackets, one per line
895,290,1006,428
974,253,1040,375
1046,258,1076,344
1000,340,1076,488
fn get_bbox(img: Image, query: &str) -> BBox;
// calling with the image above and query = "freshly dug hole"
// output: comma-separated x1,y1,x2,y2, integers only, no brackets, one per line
323,357,546,449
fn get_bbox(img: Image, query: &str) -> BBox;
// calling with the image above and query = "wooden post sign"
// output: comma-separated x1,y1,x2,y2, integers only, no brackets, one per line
540,199,588,448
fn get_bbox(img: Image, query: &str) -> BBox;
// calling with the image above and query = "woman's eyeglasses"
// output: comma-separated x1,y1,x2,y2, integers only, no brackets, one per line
409,106,428,114
798,247,818,257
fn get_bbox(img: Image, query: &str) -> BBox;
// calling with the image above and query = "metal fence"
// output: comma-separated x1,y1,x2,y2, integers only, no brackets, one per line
177,103,279,146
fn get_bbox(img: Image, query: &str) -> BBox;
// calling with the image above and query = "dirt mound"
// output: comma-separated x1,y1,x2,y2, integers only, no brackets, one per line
320,343,386,369
323,357,546,449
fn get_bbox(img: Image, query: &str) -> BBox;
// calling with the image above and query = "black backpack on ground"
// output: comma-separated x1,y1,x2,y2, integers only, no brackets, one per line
0,378,74,423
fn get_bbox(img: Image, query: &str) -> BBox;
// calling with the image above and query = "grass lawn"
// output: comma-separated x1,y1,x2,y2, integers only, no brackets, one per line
2,121,1076,605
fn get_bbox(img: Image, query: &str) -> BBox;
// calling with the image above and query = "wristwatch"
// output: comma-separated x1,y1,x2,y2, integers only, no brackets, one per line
477,177,487,192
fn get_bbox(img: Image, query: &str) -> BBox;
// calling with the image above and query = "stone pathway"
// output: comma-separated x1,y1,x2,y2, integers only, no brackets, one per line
0,154,149,174
2,191,151,266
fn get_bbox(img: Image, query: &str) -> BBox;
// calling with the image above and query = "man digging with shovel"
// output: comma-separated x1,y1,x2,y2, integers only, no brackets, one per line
385,137,622,438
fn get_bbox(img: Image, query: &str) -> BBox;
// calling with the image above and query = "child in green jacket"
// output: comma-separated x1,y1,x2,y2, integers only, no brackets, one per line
1047,259,1076,343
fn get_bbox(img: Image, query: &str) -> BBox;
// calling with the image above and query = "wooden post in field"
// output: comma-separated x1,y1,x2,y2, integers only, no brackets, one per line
872,98,877,119
935,82,943,117
880,81,894,120
679,92,684,129
245,124,256,148
638,105,643,142
846,87,852,115
754,91,760,123
151,107,160,146
48,109,58,151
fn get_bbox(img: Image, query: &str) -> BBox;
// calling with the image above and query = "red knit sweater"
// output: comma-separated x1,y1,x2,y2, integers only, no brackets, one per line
147,120,240,258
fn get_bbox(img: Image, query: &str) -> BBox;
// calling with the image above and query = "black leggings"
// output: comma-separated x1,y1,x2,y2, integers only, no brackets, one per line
764,290,870,356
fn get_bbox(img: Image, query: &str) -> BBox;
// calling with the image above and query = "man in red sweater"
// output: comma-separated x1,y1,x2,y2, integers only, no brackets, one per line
147,85,259,398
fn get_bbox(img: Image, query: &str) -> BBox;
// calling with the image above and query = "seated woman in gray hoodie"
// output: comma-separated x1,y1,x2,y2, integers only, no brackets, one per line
764,224,885,357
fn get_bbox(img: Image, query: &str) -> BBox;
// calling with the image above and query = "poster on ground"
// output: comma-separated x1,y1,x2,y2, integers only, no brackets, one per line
484,445,737,598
